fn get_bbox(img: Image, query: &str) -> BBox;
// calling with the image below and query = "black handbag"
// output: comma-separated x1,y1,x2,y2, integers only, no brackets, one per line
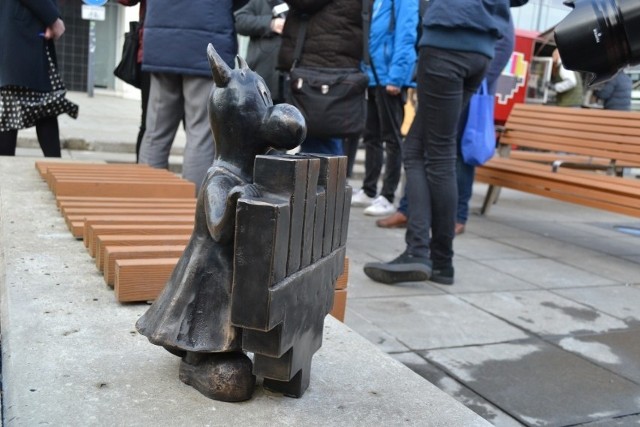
287,18,368,139
289,66,368,139
114,21,141,88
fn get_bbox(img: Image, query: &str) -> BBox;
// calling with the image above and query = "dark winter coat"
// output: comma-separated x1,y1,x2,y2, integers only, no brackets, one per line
277,0,363,71
594,72,632,111
420,0,511,59
235,0,284,99
142,0,248,76
0,0,60,91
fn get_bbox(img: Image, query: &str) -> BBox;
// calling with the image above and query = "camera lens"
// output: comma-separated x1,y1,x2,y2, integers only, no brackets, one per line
554,0,640,84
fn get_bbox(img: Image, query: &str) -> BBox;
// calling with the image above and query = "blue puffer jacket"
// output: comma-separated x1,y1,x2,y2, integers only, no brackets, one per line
364,0,418,88
420,0,511,59
142,0,248,76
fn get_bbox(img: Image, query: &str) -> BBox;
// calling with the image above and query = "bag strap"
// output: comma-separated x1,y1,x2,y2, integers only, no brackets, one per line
362,0,373,66
291,15,309,70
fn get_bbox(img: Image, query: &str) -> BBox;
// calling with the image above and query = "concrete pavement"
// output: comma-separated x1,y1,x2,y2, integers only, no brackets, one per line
12,91,640,426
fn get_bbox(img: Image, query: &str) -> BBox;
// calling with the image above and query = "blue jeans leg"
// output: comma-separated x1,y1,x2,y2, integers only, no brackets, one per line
299,137,343,155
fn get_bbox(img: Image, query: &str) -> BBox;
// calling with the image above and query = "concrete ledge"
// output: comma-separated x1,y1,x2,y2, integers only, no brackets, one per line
0,157,489,426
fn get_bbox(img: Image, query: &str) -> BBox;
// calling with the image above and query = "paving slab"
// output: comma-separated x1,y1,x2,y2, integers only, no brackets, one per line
454,236,538,261
436,258,538,294
347,294,528,350
0,157,489,426
461,290,628,337
392,352,524,427
480,258,616,289
555,330,640,384
423,339,640,426
344,310,412,353
554,285,640,324
556,253,640,285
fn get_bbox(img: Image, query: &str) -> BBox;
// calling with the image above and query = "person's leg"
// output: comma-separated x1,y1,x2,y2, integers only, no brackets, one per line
456,103,474,229
136,70,151,163
139,73,184,170
182,75,216,193
362,88,383,199
0,130,18,156
299,137,343,155
378,90,405,204
35,116,62,157
420,48,487,271
342,136,360,178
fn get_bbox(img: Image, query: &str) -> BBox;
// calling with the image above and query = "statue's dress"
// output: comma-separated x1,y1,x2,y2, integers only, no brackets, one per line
136,166,244,353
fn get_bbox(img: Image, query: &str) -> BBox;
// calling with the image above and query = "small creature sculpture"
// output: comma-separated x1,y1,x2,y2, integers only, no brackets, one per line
136,44,306,402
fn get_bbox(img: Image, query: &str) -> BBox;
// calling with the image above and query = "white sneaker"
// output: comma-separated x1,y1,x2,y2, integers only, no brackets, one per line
364,196,395,216
351,189,375,207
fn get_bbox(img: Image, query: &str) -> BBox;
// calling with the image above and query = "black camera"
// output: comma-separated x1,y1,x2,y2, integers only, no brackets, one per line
554,0,640,85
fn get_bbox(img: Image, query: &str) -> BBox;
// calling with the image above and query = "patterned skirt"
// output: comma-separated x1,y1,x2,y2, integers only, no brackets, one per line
0,46,78,132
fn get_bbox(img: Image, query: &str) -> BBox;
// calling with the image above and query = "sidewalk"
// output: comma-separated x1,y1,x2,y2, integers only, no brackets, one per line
14,91,640,426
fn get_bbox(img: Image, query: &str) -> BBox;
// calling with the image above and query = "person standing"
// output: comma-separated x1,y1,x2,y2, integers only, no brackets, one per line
0,0,78,157
277,0,363,155
549,48,583,107
138,0,248,193
593,71,632,111
235,0,287,104
351,0,418,217
363,0,511,286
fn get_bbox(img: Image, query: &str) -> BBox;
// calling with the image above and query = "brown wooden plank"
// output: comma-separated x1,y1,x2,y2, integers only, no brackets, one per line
95,234,191,270
114,258,179,302
335,257,349,290
72,214,195,241
104,245,186,287
85,223,193,257
56,196,195,208
53,180,195,198
329,289,347,322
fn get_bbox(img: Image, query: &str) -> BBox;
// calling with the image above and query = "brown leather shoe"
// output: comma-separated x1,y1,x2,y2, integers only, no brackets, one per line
455,223,465,235
376,211,408,228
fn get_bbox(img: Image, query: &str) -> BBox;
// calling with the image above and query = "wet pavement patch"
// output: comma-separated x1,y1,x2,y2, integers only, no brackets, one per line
423,338,640,426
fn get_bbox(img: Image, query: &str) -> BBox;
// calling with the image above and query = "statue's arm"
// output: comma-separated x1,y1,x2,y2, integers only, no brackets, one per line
204,176,261,243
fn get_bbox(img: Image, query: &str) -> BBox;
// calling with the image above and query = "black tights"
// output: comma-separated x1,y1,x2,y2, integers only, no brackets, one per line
0,116,61,157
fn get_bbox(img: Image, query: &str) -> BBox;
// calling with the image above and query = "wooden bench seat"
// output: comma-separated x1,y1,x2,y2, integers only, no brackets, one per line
476,104,640,217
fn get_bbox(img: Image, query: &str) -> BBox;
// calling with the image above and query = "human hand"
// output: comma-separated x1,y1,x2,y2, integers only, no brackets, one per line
44,18,65,41
386,85,401,96
271,18,285,34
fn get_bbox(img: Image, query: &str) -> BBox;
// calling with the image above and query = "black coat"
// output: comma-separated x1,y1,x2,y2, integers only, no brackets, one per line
0,0,60,91
235,0,284,100
278,0,363,71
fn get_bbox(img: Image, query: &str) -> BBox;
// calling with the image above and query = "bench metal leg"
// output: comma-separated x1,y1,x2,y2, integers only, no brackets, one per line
480,184,502,215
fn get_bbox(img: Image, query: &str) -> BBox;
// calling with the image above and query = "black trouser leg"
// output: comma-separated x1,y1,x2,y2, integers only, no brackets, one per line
0,130,18,156
35,116,62,157
136,70,151,163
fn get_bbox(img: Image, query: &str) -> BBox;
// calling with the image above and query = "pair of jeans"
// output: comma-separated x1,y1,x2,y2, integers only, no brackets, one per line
403,47,488,267
362,87,405,202
299,137,343,155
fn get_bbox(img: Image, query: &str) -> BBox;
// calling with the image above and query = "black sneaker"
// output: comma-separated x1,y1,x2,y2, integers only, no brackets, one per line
363,252,432,284
430,266,454,285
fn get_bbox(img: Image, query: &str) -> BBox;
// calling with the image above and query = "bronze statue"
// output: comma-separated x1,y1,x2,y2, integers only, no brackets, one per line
136,44,350,402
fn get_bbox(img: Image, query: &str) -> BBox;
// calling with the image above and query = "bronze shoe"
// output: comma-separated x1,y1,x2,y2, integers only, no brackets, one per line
179,351,255,402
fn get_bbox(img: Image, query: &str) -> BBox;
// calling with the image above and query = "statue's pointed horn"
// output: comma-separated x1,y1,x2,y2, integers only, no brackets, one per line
207,44,231,87
236,55,249,71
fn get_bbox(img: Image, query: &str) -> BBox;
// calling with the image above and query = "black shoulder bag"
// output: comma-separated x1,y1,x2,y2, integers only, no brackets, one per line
287,15,369,139
114,21,141,88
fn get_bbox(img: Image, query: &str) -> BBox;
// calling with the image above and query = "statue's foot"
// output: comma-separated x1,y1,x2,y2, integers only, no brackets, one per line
179,351,255,402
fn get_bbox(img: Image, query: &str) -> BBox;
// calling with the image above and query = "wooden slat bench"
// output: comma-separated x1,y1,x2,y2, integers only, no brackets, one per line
476,104,640,217
37,161,350,321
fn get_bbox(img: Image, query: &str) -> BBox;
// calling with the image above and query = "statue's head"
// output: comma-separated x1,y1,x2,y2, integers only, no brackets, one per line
206,44,305,157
